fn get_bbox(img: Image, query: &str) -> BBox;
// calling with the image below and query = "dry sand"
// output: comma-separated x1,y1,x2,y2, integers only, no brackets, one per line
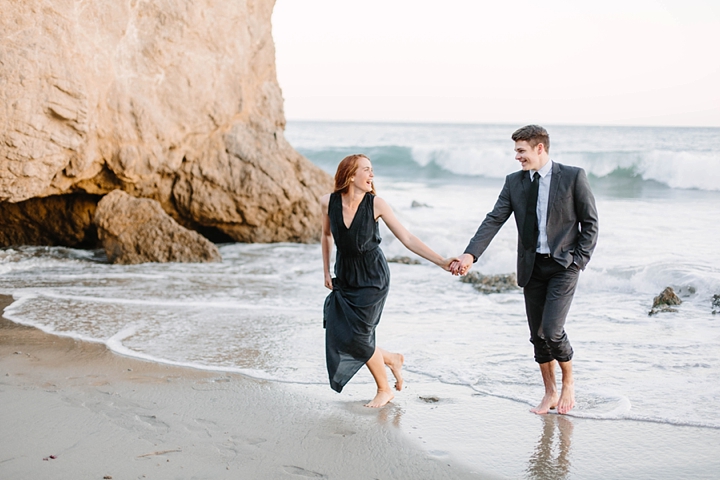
2,294,720,479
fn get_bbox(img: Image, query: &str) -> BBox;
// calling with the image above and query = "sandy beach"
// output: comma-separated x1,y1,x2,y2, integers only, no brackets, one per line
0,296,487,480
2,292,720,479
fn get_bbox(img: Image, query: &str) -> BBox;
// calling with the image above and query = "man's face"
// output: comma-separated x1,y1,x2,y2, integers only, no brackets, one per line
514,140,544,171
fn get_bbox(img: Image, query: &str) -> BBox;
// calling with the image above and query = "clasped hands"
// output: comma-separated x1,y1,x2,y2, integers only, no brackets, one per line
445,253,473,276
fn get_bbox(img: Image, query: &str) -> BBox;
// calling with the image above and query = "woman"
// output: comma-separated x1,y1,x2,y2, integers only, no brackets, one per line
321,154,454,408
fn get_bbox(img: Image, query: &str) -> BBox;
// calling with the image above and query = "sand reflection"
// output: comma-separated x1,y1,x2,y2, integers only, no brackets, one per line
378,404,404,427
525,414,574,479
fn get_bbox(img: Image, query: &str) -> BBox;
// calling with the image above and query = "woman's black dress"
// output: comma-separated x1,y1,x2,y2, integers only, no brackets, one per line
324,191,390,393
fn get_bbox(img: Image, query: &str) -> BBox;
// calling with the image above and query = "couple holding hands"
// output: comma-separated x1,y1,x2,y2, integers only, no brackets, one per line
321,125,599,414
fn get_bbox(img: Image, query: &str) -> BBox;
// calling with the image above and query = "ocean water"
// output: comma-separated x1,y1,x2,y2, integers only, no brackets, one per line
2,122,720,434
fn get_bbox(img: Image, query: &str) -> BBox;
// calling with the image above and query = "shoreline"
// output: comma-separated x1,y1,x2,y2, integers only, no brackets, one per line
0,295,486,479
3,293,720,479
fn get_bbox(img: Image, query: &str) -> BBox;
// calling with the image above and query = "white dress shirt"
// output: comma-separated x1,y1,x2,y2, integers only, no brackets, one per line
531,159,553,254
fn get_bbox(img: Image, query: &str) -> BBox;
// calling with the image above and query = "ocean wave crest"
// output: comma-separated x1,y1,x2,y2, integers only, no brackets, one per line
563,149,720,191
300,144,720,191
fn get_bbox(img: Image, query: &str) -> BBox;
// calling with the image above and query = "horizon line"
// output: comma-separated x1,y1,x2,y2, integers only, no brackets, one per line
284,118,720,130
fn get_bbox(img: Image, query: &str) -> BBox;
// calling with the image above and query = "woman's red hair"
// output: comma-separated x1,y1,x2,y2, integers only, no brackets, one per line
333,154,376,195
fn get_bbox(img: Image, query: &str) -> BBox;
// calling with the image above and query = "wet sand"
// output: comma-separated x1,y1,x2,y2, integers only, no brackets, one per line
2,294,720,479
0,295,486,479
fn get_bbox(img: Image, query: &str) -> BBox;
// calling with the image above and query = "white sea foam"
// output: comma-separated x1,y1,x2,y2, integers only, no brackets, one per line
286,121,720,191
19,291,308,311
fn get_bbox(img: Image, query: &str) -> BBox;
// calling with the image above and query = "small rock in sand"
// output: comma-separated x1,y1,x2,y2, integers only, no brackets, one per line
419,396,440,403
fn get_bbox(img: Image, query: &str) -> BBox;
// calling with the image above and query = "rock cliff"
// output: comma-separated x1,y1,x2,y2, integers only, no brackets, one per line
0,0,331,248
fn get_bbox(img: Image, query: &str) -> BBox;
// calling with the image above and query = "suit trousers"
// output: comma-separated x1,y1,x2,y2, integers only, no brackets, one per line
523,255,579,364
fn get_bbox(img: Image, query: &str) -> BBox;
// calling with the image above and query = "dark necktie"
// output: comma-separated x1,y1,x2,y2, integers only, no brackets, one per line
522,172,540,251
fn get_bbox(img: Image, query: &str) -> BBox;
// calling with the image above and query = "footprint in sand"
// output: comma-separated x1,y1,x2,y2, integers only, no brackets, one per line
317,430,356,440
282,465,327,478
243,437,267,445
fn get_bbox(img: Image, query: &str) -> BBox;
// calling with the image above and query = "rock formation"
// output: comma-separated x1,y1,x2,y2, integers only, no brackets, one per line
460,271,519,294
386,255,421,265
649,286,682,315
0,0,332,249
94,190,220,264
0,194,100,247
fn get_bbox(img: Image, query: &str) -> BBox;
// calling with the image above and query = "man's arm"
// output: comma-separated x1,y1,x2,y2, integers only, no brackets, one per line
463,178,514,261
451,177,514,275
572,169,599,269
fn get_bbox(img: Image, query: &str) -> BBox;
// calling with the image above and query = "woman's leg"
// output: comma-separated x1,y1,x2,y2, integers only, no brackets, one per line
364,348,404,408
378,347,404,391
364,349,394,407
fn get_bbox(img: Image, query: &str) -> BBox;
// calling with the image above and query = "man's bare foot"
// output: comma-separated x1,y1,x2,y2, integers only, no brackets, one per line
388,353,404,391
365,389,395,408
530,392,559,414
557,383,575,414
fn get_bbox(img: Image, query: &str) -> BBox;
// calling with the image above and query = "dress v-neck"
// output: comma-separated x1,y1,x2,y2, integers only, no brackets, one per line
341,193,367,230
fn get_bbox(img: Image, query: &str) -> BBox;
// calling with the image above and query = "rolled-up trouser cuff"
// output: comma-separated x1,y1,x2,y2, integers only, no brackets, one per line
525,257,579,365
534,351,574,364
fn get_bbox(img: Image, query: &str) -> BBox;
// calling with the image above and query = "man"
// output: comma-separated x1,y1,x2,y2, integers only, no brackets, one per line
451,125,598,415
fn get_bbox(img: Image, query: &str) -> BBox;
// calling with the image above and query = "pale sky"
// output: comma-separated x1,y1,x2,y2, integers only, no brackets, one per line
272,0,720,127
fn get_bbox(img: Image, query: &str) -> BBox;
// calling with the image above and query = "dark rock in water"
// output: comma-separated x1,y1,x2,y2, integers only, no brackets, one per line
419,396,440,403
649,305,679,315
411,200,431,208
712,294,720,315
649,287,682,315
94,190,221,265
460,271,518,294
387,255,421,265
675,285,697,297
652,287,682,307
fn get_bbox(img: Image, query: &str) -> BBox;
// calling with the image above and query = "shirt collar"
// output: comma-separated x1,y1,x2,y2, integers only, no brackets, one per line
531,159,553,180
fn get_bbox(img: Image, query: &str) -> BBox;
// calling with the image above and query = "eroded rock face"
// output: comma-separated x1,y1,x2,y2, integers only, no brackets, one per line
0,194,100,247
95,190,221,264
0,0,331,247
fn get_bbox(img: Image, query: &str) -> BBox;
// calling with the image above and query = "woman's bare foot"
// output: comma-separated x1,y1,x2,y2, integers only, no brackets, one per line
557,383,575,414
530,392,559,414
365,389,395,408
388,353,404,391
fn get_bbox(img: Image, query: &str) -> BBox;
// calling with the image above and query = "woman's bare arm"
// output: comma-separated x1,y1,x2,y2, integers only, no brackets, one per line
320,194,334,289
374,196,453,270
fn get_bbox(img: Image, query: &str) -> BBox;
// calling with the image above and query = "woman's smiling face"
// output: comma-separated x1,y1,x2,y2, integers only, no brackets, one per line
352,156,374,192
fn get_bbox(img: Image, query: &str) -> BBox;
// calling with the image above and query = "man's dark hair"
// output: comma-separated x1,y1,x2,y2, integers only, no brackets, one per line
512,125,550,153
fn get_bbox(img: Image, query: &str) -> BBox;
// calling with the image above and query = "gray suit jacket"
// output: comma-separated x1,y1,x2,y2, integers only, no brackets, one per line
464,162,599,288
